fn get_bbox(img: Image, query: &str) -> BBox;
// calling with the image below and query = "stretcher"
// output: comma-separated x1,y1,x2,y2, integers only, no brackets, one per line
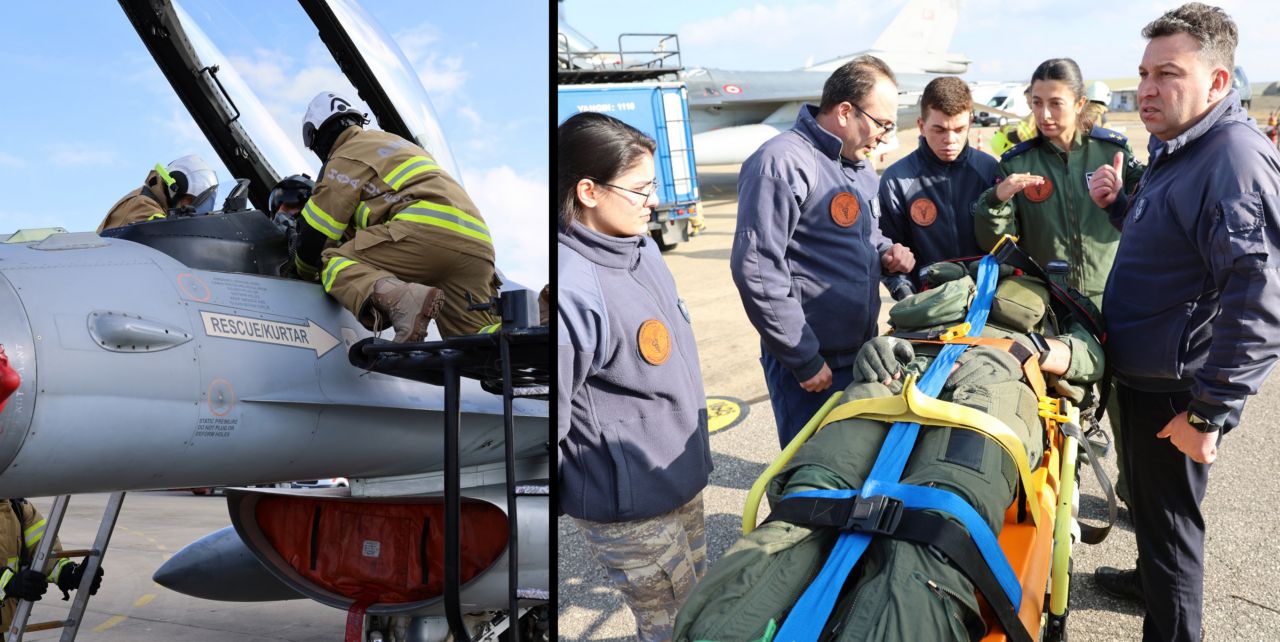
741,239,1114,642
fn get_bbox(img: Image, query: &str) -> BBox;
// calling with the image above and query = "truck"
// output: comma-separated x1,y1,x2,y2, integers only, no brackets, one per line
557,82,700,251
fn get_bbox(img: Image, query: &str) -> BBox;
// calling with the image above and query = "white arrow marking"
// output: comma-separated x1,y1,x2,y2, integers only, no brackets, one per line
200,311,340,357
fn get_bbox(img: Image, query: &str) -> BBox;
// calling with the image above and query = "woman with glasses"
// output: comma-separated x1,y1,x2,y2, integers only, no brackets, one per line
557,111,712,642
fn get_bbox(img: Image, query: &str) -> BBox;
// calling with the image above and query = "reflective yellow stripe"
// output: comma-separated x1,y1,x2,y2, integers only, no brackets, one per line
322,257,358,292
49,558,70,582
394,201,492,245
295,255,319,279
147,212,166,221
24,519,45,547
356,201,371,229
0,568,11,593
302,200,346,240
154,163,175,187
382,156,439,190
4,557,17,569
478,323,500,334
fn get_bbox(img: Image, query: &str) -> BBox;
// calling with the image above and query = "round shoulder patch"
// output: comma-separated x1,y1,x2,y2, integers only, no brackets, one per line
637,319,672,365
831,192,860,227
1024,177,1054,203
909,197,938,227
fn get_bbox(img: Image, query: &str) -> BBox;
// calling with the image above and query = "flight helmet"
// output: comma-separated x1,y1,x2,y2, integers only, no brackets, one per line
302,91,369,159
156,154,219,215
268,174,315,214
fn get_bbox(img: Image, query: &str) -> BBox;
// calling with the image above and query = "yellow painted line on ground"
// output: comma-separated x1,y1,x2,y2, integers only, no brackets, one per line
92,615,127,633
91,593,156,632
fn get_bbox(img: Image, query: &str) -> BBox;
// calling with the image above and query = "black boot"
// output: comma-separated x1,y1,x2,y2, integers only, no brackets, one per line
1094,565,1144,603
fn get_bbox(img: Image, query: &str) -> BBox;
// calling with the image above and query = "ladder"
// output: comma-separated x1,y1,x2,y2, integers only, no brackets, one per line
6,492,126,642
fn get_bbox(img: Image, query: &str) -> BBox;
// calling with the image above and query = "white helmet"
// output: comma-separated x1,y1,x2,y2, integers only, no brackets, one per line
302,91,368,153
1085,81,1112,105
159,154,218,215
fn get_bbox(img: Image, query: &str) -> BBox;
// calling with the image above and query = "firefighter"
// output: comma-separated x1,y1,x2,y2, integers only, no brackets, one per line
1081,80,1112,130
294,91,499,341
0,499,103,629
97,154,218,233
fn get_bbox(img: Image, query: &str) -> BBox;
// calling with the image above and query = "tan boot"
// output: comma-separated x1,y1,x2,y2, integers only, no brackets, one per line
371,277,445,342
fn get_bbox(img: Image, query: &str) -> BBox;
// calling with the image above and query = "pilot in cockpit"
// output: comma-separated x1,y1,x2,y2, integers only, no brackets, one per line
96,154,218,233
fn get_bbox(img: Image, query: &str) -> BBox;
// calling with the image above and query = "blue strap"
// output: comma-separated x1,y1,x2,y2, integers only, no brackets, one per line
781,483,1021,607
775,255,1002,642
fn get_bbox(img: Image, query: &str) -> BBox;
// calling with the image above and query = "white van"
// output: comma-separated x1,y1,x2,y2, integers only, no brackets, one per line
974,84,1030,126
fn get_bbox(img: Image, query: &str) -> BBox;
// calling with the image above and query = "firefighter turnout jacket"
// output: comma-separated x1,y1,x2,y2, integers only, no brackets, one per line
97,169,173,233
0,499,70,627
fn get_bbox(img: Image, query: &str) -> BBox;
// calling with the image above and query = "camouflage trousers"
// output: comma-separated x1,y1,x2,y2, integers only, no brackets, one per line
573,493,707,642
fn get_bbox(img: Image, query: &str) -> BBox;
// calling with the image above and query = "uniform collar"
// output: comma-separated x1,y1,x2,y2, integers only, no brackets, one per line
793,104,865,169
1148,89,1244,159
329,125,363,157
558,221,647,270
916,136,971,168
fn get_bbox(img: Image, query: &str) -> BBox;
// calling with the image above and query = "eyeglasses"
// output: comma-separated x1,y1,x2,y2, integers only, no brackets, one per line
589,178,659,203
853,102,895,135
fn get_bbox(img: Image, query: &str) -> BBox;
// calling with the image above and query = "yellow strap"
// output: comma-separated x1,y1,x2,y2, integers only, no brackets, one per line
146,212,166,221
153,163,175,187
478,323,500,334
816,375,1042,527
743,392,844,535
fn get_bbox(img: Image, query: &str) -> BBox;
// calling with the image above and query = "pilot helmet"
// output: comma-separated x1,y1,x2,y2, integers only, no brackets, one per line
302,91,369,157
157,154,219,215
268,174,315,215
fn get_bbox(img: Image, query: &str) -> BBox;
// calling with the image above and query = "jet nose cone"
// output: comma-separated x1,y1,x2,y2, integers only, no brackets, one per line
154,526,301,602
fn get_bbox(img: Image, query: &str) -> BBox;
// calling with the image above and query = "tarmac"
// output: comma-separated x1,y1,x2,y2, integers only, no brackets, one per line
17,491,344,641
557,111,1280,640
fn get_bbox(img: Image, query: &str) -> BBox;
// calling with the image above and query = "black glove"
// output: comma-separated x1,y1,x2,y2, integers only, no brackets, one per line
56,560,103,600
5,568,48,601
854,337,915,387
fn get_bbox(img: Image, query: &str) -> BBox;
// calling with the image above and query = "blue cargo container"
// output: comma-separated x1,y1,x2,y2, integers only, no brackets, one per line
557,82,701,251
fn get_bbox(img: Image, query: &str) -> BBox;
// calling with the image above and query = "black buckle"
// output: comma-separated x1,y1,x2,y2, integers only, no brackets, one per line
844,495,904,535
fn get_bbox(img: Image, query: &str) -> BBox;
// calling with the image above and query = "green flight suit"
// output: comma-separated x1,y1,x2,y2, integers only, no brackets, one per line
675,273,1105,642
973,127,1145,307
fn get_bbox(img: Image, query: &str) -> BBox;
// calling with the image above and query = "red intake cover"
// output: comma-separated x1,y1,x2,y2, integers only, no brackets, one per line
0,346,19,414
255,495,509,604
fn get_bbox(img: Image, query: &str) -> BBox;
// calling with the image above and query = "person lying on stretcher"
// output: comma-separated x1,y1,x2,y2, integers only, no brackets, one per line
674,260,1104,642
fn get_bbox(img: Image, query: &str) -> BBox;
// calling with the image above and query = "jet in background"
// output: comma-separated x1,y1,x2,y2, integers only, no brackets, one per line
559,0,967,166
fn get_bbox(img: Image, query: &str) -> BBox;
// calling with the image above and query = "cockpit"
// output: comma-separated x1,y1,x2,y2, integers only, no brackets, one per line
101,0,460,277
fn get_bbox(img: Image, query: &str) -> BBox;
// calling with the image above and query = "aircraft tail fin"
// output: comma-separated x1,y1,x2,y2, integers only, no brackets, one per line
872,0,959,54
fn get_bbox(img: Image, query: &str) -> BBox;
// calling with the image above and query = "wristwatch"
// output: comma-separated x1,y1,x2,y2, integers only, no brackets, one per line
1026,332,1051,366
1186,409,1222,433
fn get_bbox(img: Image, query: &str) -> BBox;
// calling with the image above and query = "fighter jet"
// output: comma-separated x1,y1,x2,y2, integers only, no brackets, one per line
559,0,968,166
0,1,548,641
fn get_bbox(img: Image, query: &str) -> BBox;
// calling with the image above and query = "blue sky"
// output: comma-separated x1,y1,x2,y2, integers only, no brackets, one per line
564,0,1280,85
0,1,548,287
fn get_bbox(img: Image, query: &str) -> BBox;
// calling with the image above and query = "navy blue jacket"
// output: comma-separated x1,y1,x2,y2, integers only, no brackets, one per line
731,104,892,381
558,223,712,522
878,139,998,287
1104,92,1280,430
